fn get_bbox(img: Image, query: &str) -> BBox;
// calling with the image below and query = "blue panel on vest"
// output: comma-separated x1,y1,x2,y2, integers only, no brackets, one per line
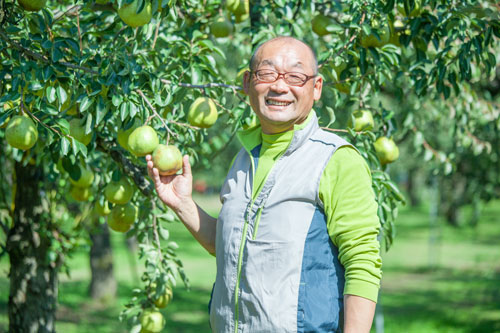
250,144,262,171
297,207,345,332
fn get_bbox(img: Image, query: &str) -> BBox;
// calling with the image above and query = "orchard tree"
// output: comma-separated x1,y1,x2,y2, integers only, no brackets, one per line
0,0,499,332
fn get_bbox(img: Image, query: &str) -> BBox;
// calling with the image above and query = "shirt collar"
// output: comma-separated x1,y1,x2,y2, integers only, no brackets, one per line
237,111,318,154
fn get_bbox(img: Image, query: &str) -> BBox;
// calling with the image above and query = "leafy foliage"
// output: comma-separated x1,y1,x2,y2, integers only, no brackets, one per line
0,0,498,330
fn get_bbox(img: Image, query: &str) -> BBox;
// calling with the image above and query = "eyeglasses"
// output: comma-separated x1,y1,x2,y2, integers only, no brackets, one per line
252,69,316,87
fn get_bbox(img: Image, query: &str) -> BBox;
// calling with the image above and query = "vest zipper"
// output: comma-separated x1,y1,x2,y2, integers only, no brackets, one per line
234,149,284,331
252,207,263,240
234,153,256,333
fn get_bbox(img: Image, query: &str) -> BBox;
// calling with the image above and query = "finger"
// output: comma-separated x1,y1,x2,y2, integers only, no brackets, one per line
145,154,152,162
152,167,162,189
182,155,192,177
147,160,154,178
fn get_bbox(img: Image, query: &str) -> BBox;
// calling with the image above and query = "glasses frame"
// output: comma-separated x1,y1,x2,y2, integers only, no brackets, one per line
251,69,317,87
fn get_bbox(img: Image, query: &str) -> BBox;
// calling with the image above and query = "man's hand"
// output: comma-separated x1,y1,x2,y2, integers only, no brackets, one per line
146,154,192,212
146,154,217,254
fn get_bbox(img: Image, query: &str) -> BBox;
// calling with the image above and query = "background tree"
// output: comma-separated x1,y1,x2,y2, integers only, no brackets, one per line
0,0,498,332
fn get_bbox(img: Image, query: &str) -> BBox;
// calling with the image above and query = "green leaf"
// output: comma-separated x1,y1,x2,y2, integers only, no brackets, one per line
55,119,70,135
52,47,63,62
158,227,170,240
64,158,81,180
96,97,106,126
5,26,21,33
85,113,93,135
325,106,336,127
41,39,52,50
383,180,406,203
46,86,57,103
130,102,138,118
112,94,122,107
60,137,71,155
120,102,130,121
56,86,67,105
79,96,93,112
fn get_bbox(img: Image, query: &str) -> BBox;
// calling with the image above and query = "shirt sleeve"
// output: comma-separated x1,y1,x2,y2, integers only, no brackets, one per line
319,146,382,303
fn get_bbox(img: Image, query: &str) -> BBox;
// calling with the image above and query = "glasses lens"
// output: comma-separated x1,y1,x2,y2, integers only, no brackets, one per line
285,73,308,85
256,70,278,82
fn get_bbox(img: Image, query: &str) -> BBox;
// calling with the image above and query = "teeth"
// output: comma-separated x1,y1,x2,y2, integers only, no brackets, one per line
266,99,291,106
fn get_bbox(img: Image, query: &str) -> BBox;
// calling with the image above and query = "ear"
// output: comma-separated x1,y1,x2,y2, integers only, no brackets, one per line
243,71,251,94
313,75,323,101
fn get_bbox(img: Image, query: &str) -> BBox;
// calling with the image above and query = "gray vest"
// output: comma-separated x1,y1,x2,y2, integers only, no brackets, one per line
210,113,352,332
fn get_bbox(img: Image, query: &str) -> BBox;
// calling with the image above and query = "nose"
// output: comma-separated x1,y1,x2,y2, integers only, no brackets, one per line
269,77,290,94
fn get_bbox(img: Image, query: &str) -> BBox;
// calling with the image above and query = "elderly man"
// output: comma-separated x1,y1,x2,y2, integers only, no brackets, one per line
147,36,382,332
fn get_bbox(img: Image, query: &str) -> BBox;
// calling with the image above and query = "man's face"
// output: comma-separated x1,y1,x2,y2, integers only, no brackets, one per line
243,39,323,134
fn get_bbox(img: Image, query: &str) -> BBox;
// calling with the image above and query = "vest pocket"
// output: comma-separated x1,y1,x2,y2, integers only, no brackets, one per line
239,238,299,331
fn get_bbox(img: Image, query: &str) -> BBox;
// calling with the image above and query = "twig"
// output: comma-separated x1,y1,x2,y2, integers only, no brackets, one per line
466,130,490,147
160,79,242,91
291,0,302,21
232,88,252,107
321,127,348,133
53,4,82,22
169,120,200,130
411,127,451,163
0,28,98,75
136,89,177,142
77,9,83,57
20,102,62,136
211,96,235,115
152,20,161,50
319,11,366,69
151,200,162,259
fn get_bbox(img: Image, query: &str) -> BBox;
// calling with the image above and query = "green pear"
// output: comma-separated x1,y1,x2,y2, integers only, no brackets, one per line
5,115,38,150
128,125,159,157
69,118,92,146
104,178,134,204
152,144,183,176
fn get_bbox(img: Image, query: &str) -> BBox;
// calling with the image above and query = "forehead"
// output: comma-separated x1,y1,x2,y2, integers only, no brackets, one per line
254,40,314,72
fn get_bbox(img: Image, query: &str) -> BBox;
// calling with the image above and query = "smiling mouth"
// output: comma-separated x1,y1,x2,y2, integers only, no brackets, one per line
265,98,293,107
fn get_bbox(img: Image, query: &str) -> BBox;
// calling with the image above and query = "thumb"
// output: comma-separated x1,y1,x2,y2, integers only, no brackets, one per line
182,155,192,177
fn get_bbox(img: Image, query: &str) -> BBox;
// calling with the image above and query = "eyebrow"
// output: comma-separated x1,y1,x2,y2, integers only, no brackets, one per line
257,60,305,70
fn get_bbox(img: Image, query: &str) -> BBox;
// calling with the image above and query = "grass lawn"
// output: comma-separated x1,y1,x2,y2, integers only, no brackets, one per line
0,195,499,332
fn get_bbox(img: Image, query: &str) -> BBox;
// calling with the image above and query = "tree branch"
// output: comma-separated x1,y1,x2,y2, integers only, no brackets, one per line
0,28,99,75
96,138,153,197
160,78,242,91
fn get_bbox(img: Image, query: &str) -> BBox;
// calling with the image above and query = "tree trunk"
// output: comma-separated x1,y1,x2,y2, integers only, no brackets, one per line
7,161,58,333
407,167,420,207
89,221,116,301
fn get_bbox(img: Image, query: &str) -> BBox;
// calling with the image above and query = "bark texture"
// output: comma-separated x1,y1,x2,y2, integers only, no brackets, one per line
7,161,58,333
89,222,116,300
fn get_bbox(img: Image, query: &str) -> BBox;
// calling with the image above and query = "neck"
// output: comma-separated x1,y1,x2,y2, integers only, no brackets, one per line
261,124,293,135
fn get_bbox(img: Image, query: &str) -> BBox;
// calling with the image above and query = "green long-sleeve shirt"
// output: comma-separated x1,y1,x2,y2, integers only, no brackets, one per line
241,112,382,302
